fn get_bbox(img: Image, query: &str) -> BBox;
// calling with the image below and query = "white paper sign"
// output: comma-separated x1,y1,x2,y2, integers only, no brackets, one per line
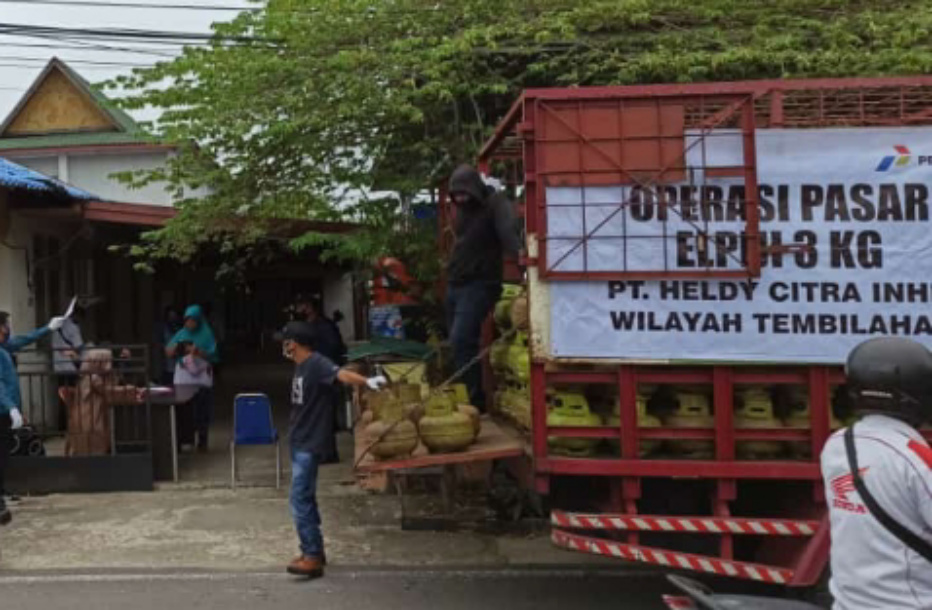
549,127,932,363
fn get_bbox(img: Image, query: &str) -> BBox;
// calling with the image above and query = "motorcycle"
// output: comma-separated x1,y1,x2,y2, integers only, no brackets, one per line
662,574,825,610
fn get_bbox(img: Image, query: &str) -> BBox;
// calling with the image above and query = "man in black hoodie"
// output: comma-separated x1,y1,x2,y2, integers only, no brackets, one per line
446,164,521,412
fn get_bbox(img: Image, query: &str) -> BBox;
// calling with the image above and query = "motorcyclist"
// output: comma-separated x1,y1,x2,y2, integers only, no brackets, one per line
821,336,932,609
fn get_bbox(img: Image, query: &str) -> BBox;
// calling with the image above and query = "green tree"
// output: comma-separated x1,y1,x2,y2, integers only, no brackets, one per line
113,0,932,288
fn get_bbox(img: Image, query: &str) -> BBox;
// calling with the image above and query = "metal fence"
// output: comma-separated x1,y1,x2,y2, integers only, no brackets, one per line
13,345,152,458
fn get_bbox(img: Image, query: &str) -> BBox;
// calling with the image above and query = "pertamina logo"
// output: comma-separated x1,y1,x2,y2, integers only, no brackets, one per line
876,146,912,171
874,145,932,171
830,468,869,514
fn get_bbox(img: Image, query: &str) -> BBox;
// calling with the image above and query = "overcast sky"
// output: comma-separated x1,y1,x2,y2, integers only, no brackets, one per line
0,0,250,122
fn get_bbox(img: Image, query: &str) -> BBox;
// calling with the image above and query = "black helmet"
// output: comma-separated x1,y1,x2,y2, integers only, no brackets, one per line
846,337,932,424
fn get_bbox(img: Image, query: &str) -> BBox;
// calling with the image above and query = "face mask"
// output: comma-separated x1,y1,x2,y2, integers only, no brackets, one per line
282,341,295,360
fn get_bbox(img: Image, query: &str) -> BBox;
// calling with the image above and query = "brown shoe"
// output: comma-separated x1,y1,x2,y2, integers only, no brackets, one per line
287,555,323,578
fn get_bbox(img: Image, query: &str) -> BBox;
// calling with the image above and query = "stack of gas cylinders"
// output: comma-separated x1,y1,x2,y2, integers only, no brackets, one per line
361,382,482,460
488,285,853,459
490,284,531,429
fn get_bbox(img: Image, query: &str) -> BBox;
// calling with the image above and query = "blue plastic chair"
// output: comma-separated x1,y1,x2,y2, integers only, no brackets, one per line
230,393,281,490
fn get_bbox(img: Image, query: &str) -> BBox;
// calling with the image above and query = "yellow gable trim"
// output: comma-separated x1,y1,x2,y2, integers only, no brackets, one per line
4,69,118,137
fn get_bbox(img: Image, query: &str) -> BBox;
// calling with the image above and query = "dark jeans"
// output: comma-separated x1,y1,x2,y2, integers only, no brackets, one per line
446,281,502,411
192,387,214,443
290,448,323,557
0,414,11,507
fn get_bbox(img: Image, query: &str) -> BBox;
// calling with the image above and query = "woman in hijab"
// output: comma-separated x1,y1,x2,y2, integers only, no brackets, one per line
166,305,219,451
67,349,116,456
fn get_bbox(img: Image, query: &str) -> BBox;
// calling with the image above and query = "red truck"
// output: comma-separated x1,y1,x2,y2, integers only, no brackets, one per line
465,76,932,589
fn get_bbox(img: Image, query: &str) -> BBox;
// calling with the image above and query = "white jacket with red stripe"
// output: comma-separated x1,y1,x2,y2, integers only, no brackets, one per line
821,414,932,609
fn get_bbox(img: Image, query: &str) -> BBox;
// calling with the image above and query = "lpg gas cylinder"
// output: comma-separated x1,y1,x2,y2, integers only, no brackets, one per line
500,381,521,424
442,387,481,440
494,284,523,329
607,392,662,457
547,390,601,457
734,387,783,459
418,393,475,454
394,383,422,405
665,389,714,458
510,294,529,331
363,394,419,460
511,382,531,430
784,390,843,459
506,331,530,383
490,337,512,374
446,383,470,405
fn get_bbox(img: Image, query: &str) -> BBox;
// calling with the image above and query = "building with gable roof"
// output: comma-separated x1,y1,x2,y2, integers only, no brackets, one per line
0,58,362,374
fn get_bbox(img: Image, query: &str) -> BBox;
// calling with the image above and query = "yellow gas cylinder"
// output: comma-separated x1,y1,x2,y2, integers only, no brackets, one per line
735,387,783,459
494,284,523,329
664,389,715,458
446,383,469,405
418,393,475,453
499,381,518,421
362,395,419,461
490,336,512,374
494,300,514,329
492,385,505,415
547,390,601,457
607,393,662,457
394,383,422,405
511,294,529,331
506,331,530,383
366,390,391,420
784,392,843,459
512,382,531,430
441,387,481,441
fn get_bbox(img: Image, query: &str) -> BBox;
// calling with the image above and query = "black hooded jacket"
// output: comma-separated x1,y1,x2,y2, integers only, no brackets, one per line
446,165,521,285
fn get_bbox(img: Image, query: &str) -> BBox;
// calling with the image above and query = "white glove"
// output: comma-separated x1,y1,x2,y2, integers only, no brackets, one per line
366,376,388,391
48,316,66,331
10,408,23,430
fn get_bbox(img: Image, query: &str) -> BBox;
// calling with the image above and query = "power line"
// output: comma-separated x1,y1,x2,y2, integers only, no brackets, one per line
0,0,258,9
0,23,231,42
0,53,153,66
0,61,135,69
0,37,177,56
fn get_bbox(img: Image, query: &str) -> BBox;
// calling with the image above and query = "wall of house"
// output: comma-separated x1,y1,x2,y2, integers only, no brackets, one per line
10,155,59,178
67,152,175,206
9,151,174,206
0,196,87,426
1,203,41,331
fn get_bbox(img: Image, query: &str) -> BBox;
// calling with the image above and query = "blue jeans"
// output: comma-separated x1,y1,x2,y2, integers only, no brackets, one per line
289,448,323,557
446,281,502,411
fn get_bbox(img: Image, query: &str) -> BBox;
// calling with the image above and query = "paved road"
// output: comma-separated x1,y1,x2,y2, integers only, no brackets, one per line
0,568,676,610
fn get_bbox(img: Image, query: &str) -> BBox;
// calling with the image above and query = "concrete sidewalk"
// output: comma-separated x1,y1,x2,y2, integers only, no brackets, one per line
0,363,617,572
0,444,612,572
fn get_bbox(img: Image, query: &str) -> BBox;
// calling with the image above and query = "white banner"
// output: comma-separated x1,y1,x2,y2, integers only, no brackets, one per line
549,127,932,363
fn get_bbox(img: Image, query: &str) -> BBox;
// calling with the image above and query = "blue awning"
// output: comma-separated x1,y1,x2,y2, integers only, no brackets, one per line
0,157,97,200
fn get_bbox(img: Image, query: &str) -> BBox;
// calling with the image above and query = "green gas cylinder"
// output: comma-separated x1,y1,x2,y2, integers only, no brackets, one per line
735,387,784,459
665,389,715,458
506,331,530,383
784,389,843,459
418,393,475,454
607,393,662,457
547,390,601,457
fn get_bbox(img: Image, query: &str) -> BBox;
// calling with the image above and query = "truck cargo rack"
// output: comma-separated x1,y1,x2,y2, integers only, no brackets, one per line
470,75,932,587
